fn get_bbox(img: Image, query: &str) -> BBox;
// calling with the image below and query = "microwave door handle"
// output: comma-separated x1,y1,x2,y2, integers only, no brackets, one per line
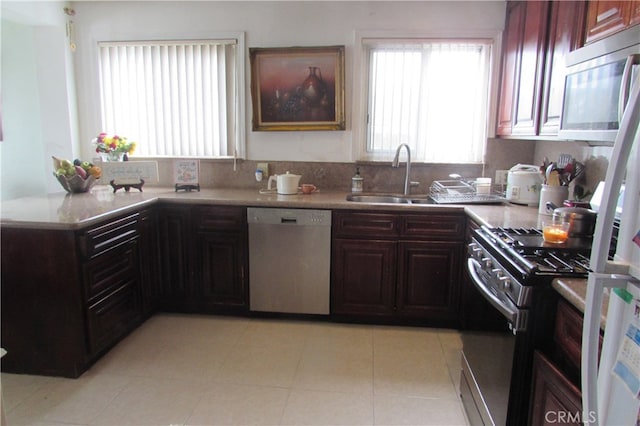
619,54,640,121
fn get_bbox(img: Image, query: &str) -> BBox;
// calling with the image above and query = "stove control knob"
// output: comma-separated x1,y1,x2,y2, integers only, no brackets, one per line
481,257,493,269
468,244,482,260
499,275,511,291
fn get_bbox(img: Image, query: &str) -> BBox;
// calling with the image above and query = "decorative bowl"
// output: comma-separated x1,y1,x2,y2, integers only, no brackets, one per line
54,173,97,193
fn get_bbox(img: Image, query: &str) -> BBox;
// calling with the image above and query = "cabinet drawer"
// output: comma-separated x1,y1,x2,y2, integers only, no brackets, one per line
554,298,602,371
83,242,138,302
399,214,465,240
193,206,246,232
78,213,139,258
86,282,139,354
333,211,398,238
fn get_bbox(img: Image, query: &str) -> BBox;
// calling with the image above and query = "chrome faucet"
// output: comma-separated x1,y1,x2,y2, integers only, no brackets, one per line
392,143,417,196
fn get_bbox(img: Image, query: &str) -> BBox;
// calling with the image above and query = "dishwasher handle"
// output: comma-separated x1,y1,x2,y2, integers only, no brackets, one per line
247,208,332,227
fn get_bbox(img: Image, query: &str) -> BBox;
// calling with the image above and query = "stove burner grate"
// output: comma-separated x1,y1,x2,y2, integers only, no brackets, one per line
479,226,592,278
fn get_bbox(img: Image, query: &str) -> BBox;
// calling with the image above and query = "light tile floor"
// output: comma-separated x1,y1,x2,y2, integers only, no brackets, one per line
1,314,469,425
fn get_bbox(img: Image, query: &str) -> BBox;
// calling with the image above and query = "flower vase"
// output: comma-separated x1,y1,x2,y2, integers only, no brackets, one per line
105,152,124,162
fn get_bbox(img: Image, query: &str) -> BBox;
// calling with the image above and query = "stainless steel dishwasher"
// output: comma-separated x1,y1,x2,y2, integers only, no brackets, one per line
247,207,331,315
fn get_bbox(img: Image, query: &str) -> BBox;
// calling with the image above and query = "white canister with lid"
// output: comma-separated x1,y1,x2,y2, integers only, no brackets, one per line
538,184,569,215
474,177,492,195
506,164,544,205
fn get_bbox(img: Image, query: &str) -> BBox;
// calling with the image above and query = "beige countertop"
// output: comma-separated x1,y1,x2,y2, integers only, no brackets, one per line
1,185,543,230
2,185,593,318
553,278,606,328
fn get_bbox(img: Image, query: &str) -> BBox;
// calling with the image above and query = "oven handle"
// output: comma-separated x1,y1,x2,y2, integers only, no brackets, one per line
467,258,522,332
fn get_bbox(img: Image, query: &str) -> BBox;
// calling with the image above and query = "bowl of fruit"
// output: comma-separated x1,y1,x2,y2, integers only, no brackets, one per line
53,156,102,193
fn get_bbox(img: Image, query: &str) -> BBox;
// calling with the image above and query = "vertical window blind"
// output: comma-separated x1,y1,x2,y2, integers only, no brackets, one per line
98,40,238,157
365,40,491,163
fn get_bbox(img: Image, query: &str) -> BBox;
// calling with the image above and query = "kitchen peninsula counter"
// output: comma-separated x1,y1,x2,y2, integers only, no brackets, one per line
1,185,542,230
1,185,581,378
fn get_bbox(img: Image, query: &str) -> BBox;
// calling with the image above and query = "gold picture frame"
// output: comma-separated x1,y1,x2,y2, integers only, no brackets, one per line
250,46,345,131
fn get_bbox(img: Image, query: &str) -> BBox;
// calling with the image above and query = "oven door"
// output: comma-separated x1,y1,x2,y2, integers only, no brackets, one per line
460,257,525,425
461,330,514,426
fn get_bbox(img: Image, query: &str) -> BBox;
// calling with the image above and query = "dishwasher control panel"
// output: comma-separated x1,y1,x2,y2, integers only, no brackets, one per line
247,207,331,226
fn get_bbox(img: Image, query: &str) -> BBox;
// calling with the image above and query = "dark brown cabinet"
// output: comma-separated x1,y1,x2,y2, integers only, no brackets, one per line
540,1,587,135
192,205,248,313
497,0,549,136
529,350,583,425
76,212,144,363
552,297,603,383
497,1,586,137
138,208,160,317
585,0,640,44
1,203,249,378
157,204,248,314
331,210,464,326
529,297,604,424
332,212,397,317
396,240,462,321
332,238,397,316
157,204,194,311
1,212,144,378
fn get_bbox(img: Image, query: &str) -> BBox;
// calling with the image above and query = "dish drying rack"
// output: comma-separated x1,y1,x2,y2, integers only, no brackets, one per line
429,180,505,204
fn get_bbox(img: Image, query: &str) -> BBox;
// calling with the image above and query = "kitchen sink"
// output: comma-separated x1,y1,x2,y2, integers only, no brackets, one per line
345,194,434,205
406,198,433,204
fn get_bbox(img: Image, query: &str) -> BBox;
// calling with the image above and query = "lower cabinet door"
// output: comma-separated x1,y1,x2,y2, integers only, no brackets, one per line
396,241,461,325
529,350,582,425
195,231,248,312
331,239,396,316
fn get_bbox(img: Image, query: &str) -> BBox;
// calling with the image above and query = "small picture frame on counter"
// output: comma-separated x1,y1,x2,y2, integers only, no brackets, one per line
174,159,200,192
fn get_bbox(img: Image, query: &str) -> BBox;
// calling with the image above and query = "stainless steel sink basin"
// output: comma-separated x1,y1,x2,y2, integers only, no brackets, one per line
345,194,434,205
406,198,433,204
346,194,411,204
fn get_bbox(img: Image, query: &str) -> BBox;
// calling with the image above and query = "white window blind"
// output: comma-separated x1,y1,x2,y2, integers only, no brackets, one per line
98,40,239,157
365,40,491,163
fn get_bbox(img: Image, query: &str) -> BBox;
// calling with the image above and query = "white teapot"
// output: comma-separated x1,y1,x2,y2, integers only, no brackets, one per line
267,171,301,195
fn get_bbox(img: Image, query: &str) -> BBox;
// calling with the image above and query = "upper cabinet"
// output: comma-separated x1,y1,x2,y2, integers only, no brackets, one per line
540,1,587,135
497,1,586,137
497,1,548,136
585,1,640,44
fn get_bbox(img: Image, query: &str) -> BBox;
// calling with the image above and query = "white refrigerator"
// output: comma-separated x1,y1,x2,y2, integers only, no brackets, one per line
582,74,640,425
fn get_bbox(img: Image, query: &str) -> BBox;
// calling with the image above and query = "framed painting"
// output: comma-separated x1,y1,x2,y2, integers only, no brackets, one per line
250,46,345,131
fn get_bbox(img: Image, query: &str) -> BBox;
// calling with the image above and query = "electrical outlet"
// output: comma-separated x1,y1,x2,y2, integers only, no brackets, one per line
256,162,269,177
495,170,509,185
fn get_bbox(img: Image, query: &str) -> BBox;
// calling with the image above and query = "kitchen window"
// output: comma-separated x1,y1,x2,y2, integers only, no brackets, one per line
98,37,245,158
360,38,492,163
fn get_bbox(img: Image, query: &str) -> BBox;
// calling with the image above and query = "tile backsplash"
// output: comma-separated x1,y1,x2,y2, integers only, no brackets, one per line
136,137,610,199
148,158,489,194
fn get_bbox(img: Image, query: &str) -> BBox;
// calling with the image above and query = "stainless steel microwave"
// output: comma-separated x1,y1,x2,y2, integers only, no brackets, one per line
559,26,640,144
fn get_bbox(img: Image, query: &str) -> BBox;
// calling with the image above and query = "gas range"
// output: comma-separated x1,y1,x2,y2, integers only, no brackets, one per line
462,225,601,426
467,226,595,333
472,226,592,282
